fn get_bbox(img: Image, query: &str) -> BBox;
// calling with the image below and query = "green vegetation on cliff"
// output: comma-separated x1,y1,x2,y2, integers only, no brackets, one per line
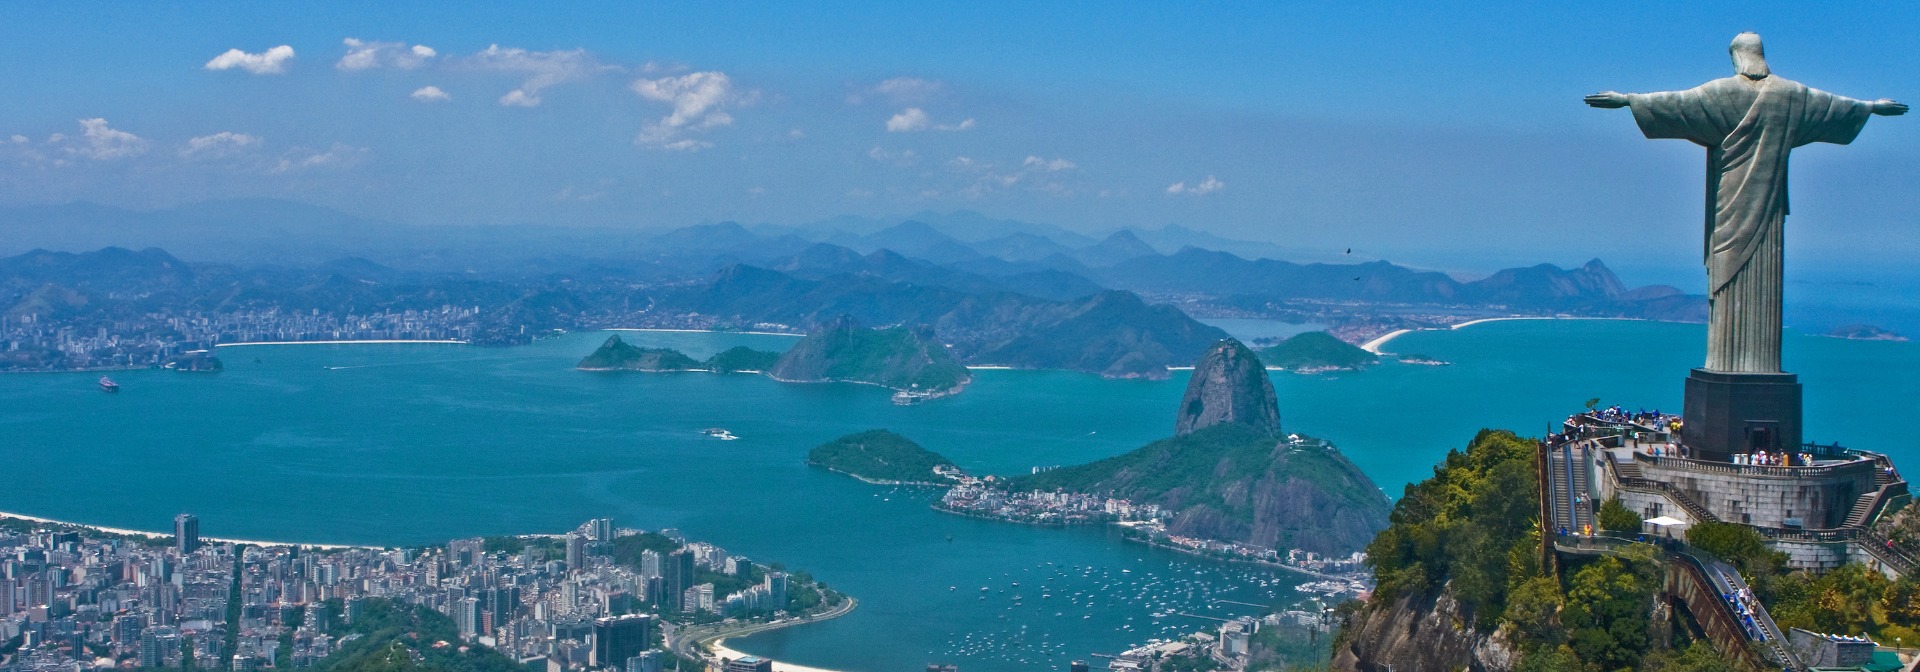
705,345,782,372
808,429,955,484
1363,429,1541,625
576,334,703,370
769,316,970,393
1259,331,1375,371
1012,423,1389,555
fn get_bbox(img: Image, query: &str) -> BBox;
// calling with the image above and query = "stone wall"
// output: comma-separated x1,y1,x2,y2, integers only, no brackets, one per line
1637,456,1874,529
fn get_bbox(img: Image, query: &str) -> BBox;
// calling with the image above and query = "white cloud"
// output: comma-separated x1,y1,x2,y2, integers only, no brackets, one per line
468,44,606,107
867,146,918,166
181,131,261,157
8,135,25,144
1023,156,1075,172
887,108,973,132
65,118,148,160
886,108,929,132
660,139,712,152
204,45,296,75
1167,175,1225,196
631,71,737,148
273,143,368,173
337,38,437,71
410,86,452,102
851,77,944,105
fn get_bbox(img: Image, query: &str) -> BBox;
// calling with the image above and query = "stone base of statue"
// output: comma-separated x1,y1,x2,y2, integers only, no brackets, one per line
1682,369,1803,462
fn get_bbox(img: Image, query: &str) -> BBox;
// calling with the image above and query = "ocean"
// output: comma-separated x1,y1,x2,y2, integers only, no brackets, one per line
2,319,1916,670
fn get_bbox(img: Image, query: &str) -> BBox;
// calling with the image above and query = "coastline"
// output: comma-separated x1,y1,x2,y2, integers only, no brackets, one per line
604,327,802,337
0,510,370,550
214,339,468,348
691,596,860,672
1363,316,1650,353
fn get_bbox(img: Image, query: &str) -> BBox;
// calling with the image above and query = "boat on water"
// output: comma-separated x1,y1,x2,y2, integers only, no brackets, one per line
700,428,739,440
98,376,120,393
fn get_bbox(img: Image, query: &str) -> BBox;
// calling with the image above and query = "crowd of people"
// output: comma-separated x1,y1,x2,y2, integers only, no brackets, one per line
1732,450,1816,467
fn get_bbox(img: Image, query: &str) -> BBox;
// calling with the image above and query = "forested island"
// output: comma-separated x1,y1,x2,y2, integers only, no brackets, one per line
807,429,957,485
579,318,971,399
1259,331,1377,372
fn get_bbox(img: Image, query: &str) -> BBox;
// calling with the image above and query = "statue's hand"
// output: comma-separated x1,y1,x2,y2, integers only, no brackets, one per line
1584,92,1629,109
1873,99,1908,116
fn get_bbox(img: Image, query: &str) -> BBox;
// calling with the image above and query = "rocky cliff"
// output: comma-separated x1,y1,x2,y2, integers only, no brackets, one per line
1175,338,1281,437
1332,588,1518,672
575,335,703,371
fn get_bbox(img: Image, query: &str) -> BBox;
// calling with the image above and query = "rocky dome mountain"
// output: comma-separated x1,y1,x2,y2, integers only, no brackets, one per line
1175,339,1282,437
1013,339,1388,555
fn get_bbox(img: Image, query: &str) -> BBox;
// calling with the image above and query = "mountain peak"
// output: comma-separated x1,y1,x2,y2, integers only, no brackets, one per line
1175,338,1281,437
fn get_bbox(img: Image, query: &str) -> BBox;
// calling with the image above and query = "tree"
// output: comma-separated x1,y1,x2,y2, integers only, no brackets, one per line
1502,575,1565,648
1685,521,1767,565
1562,554,1654,671
1598,496,1642,533
1640,641,1741,672
1883,577,1920,626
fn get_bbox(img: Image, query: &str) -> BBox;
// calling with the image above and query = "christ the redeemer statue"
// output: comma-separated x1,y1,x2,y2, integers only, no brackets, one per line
1586,32,1905,374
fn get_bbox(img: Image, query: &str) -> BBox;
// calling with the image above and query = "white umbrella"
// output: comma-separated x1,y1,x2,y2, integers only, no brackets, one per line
1644,516,1687,527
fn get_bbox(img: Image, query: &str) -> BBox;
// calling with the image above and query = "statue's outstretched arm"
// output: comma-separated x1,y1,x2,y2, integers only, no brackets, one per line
1872,99,1908,116
1584,91,1630,109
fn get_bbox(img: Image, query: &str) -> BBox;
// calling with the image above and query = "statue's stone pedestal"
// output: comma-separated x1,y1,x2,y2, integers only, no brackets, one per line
1682,368,1802,462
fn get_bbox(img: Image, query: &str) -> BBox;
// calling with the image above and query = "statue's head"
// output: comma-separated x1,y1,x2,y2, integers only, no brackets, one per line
1730,32,1769,80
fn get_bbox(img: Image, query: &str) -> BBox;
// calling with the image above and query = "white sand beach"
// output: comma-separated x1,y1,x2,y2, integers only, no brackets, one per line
1364,316,1648,354
0,511,369,550
710,640,844,672
214,340,467,347
605,328,802,337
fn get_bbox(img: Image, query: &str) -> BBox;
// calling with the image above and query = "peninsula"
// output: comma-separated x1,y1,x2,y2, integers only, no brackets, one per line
765,315,971,398
940,339,1392,560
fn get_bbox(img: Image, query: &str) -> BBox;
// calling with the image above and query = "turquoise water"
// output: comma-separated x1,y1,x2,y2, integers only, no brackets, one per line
2,321,1917,670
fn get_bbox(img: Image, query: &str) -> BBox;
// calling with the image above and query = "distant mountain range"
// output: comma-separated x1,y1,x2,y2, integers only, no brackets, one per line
0,198,1712,373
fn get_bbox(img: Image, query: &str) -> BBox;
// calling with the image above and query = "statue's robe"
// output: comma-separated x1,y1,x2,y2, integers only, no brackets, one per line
1629,76,1874,373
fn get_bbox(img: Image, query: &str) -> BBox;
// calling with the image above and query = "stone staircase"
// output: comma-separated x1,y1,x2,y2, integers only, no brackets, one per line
1844,492,1880,528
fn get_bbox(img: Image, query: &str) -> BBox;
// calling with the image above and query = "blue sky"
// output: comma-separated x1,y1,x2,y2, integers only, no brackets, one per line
1,1,1916,279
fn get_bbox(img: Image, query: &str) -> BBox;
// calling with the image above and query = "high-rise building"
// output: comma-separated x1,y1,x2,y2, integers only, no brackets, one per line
173,514,200,555
565,533,586,570
589,614,652,668
625,649,666,672
724,656,774,672
662,549,694,612
455,597,482,639
589,518,614,542
639,550,661,579
763,572,787,611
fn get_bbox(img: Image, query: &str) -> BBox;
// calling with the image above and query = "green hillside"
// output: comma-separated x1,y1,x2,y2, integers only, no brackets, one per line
808,429,955,484
1260,331,1376,371
575,334,703,371
769,316,971,393
1011,423,1389,554
704,346,782,372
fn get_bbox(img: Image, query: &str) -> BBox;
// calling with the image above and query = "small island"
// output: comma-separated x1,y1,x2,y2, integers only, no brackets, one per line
807,429,958,485
764,316,972,398
577,335,784,373
1828,323,1909,342
1259,330,1377,372
163,350,224,373
577,335,706,371
578,319,971,400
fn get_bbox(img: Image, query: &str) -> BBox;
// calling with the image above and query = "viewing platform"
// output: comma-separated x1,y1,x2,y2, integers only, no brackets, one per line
1545,409,1913,576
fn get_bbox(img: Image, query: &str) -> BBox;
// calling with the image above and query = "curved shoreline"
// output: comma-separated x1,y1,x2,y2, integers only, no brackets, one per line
605,328,803,337
214,339,467,348
694,597,860,672
0,510,369,550
1363,316,1650,354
